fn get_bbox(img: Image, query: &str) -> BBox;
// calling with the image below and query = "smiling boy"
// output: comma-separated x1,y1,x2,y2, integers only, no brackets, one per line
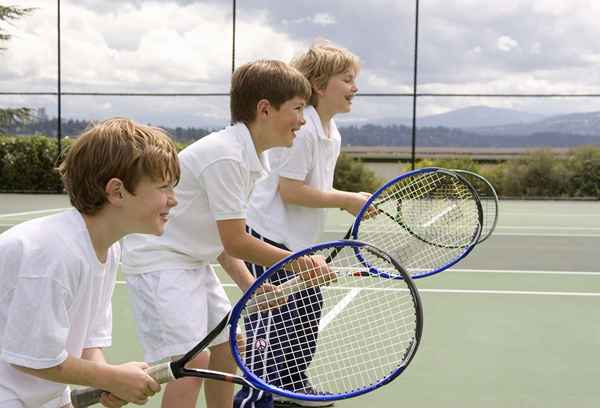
121,60,315,408
0,118,180,408
236,41,370,408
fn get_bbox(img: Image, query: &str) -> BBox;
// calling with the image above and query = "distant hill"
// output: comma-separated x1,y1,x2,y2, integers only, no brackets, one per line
339,108,600,147
414,105,546,128
474,110,600,136
350,105,545,128
5,107,600,148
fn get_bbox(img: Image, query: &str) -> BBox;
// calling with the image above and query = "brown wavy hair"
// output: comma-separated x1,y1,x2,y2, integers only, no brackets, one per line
58,117,180,215
230,60,311,124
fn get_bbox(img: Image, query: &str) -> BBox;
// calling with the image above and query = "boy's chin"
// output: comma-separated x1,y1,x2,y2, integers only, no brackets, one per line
139,224,166,236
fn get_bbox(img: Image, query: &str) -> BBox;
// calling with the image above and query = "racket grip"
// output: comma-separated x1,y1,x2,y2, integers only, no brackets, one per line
70,388,104,408
245,276,309,315
70,362,175,407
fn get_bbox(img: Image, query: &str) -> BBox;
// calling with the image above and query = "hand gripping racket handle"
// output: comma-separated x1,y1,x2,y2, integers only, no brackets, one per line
70,362,175,407
245,275,309,315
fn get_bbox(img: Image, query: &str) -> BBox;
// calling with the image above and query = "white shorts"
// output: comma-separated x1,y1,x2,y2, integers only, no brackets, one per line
0,385,69,408
0,401,22,408
125,265,232,363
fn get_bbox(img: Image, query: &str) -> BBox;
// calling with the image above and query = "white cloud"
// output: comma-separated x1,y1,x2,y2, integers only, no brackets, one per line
497,35,519,52
282,13,337,26
312,13,336,26
3,0,600,125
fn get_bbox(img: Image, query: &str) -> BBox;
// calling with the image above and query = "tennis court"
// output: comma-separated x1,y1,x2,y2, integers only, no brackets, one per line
1,194,600,407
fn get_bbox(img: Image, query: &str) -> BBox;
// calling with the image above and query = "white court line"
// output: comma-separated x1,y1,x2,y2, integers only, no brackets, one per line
324,228,600,238
318,288,361,331
115,281,600,297
498,226,600,231
418,288,600,297
501,212,600,217
422,205,456,228
0,208,69,218
492,232,600,237
449,268,600,276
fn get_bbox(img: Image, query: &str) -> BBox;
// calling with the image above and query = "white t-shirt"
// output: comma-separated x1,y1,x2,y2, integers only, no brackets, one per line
247,106,341,251
0,209,118,408
122,123,268,274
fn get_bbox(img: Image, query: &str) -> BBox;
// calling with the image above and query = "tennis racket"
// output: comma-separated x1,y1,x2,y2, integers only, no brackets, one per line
450,169,498,244
70,240,422,406
347,167,483,279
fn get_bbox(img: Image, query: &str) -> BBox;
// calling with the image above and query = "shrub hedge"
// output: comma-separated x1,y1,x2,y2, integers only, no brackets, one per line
1,135,599,198
0,136,66,192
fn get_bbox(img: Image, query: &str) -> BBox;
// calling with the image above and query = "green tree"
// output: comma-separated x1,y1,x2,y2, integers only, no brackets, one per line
0,5,35,134
334,153,382,193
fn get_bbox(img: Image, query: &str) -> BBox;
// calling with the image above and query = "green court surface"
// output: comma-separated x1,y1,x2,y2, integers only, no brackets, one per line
2,195,600,407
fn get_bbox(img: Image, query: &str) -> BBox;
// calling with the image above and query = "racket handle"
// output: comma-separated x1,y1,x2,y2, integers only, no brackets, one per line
245,276,308,315
70,362,175,407
70,388,104,408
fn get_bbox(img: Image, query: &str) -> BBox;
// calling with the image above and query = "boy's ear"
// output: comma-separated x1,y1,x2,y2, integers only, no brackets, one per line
312,81,326,97
256,99,272,118
105,178,126,206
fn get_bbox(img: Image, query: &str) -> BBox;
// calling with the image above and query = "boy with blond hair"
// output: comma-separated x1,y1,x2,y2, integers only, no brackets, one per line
121,60,325,408
235,41,369,408
0,118,180,408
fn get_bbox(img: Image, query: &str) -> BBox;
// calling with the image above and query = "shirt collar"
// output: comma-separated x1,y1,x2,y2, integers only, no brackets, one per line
304,105,334,141
234,122,269,175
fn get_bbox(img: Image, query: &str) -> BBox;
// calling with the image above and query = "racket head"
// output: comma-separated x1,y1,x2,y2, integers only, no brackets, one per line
451,169,499,243
229,239,423,401
351,167,483,279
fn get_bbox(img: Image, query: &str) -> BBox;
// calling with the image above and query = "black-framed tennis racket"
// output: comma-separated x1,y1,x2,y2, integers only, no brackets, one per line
346,167,483,279
70,239,422,407
450,169,498,244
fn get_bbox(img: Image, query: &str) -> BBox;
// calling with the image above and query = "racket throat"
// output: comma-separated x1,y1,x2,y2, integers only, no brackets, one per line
179,367,256,388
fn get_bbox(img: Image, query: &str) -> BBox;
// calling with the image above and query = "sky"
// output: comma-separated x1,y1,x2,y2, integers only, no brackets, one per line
1,0,600,127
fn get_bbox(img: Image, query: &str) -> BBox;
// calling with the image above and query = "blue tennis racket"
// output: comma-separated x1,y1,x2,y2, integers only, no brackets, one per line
70,240,422,406
348,167,483,279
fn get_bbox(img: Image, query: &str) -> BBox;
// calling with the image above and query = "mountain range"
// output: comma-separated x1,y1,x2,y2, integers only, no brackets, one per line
6,105,600,147
338,106,600,148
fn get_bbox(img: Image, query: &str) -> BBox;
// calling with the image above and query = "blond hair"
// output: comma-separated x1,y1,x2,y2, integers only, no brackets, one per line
58,117,180,215
291,41,360,106
230,60,312,124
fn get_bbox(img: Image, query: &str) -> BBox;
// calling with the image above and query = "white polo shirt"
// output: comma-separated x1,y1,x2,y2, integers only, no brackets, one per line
247,105,341,251
0,209,117,408
122,123,268,274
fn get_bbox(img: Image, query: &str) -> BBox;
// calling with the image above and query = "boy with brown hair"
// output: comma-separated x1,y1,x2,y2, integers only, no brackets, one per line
236,41,369,408
0,118,180,408
121,60,326,408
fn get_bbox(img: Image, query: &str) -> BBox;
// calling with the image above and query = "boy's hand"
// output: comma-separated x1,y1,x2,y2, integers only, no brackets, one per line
342,192,373,217
106,362,161,405
253,282,288,311
99,392,128,408
296,255,337,286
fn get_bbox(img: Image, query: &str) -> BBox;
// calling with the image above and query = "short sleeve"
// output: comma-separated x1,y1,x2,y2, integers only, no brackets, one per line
1,274,71,369
202,159,248,220
278,132,314,181
85,256,118,349
84,299,112,349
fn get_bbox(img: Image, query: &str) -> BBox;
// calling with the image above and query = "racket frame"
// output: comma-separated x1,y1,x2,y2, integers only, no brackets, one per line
229,239,423,402
351,167,484,279
451,168,499,244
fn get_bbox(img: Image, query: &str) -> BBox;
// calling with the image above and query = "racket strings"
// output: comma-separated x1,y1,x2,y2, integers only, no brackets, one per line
361,171,481,275
237,245,419,396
